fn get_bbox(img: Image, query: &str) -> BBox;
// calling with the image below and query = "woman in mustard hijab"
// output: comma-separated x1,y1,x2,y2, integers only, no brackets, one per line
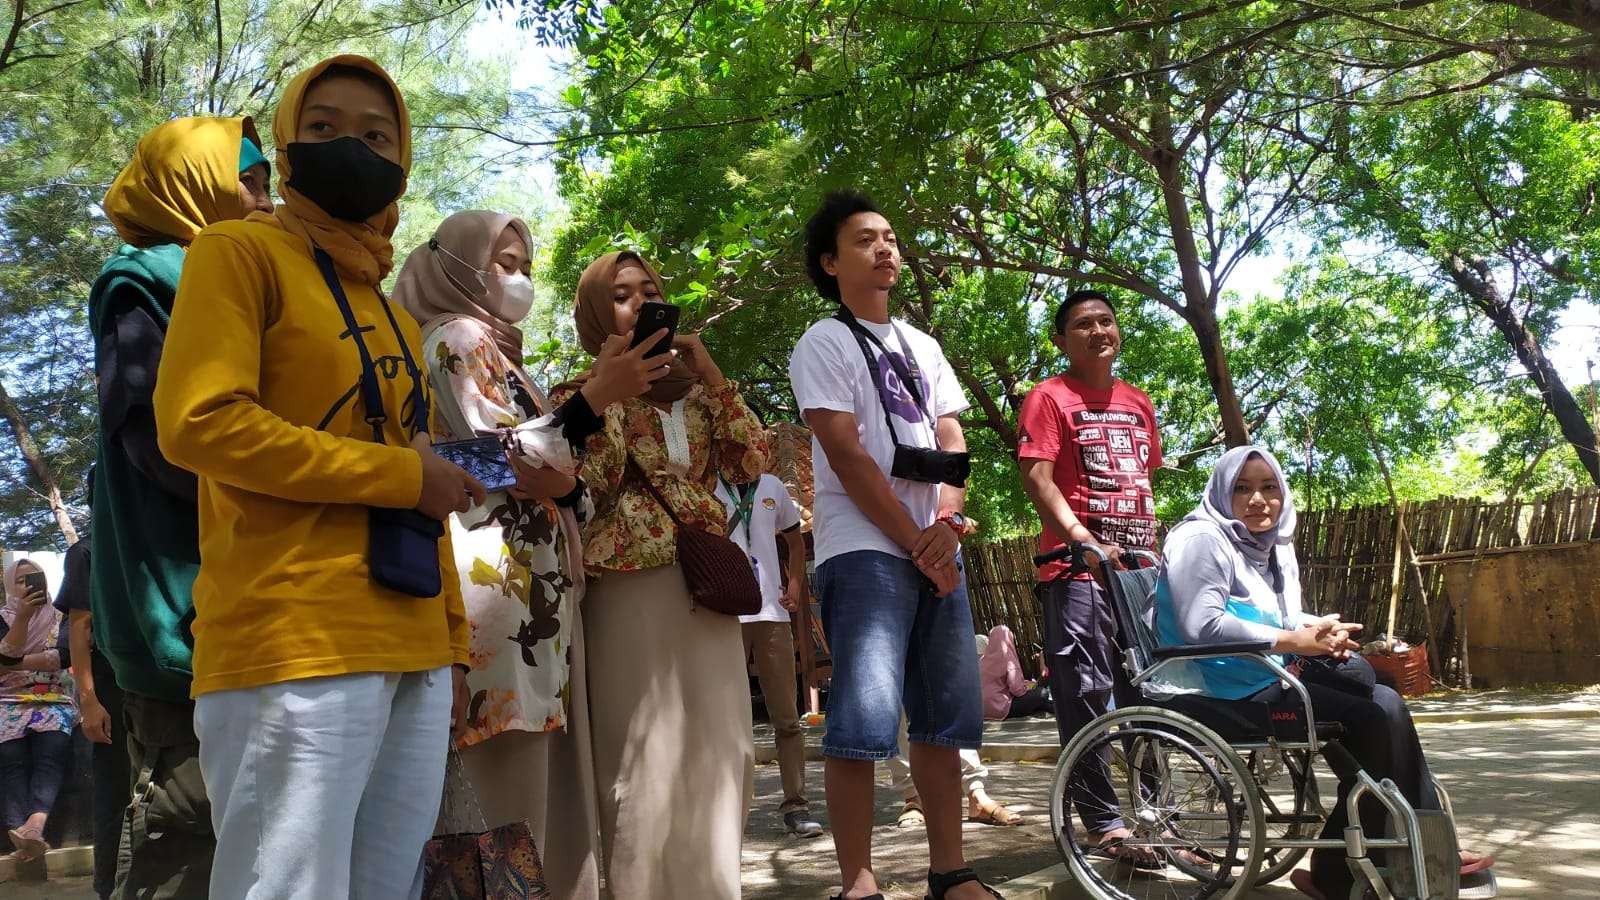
153,56,484,897
88,113,271,897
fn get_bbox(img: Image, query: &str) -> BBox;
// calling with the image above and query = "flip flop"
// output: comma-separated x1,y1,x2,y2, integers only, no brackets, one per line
1089,836,1164,871
898,798,926,828
968,799,1025,826
6,826,47,862
1460,849,1496,876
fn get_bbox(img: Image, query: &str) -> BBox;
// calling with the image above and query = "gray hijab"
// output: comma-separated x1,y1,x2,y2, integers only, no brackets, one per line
1182,445,1297,571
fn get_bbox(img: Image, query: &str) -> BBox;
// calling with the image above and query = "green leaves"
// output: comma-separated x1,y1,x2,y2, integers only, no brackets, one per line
0,0,532,545
532,0,1600,523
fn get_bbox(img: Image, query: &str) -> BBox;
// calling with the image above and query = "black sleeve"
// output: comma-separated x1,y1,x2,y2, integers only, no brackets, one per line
554,477,587,509
0,618,16,666
97,301,198,502
55,615,72,670
53,538,92,614
551,392,605,450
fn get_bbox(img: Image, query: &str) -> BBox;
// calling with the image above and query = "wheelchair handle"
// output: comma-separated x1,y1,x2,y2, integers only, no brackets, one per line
1032,542,1159,570
1032,540,1111,569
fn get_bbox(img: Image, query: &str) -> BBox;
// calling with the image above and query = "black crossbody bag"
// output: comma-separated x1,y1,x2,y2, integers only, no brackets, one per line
312,248,445,598
832,309,970,487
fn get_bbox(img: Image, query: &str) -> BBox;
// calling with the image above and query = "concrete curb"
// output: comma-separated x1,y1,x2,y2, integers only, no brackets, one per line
755,705,1598,764
0,844,93,883
1411,705,1598,724
995,862,1084,899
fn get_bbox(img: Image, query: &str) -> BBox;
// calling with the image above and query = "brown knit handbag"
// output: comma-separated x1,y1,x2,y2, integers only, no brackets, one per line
625,456,761,616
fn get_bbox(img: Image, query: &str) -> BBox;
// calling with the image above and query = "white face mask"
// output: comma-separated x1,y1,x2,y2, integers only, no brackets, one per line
431,237,534,323
488,272,535,322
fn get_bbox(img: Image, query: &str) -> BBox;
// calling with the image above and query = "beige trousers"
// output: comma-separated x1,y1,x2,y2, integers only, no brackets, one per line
450,606,602,900
586,565,754,899
742,619,808,812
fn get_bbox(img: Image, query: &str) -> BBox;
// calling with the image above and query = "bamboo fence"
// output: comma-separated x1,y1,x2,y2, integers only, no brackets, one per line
962,489,1600,684
766,422,1598,685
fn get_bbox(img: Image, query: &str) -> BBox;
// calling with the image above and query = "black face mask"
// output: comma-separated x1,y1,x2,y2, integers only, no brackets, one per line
285,137,404,222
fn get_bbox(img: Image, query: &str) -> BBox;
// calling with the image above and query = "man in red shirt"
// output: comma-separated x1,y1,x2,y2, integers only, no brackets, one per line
1016,289,1164,864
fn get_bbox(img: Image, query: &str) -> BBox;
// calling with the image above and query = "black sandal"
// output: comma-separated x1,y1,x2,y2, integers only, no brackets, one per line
830,895,884,900
926,867,1004,899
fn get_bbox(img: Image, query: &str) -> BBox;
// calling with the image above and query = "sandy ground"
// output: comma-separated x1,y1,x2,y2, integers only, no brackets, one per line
10,713,1597,898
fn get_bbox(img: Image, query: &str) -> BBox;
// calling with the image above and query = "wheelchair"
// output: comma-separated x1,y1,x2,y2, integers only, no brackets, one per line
1041,543,1484,900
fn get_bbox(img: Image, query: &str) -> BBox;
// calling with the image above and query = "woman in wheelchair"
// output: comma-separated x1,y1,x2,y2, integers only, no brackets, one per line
1156,447,1492,900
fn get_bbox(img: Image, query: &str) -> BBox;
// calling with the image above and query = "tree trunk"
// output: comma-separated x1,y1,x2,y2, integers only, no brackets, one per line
1185,301,1251,447
1152,149,1252,448
1445,254,1600,486
1492,1,1600,41
0,377,80,545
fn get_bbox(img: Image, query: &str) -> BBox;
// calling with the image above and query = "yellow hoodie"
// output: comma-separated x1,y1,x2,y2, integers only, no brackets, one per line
153,56,468,697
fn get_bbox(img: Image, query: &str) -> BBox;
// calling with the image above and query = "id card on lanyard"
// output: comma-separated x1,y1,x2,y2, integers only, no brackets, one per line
726,482,761,581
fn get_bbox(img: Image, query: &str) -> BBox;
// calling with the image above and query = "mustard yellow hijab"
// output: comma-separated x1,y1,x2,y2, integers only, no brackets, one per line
103,117,263,248
259,54,411,286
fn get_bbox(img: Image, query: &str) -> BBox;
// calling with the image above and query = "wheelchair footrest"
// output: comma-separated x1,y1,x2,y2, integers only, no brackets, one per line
1382,808,1460,900
1459,868,1499,899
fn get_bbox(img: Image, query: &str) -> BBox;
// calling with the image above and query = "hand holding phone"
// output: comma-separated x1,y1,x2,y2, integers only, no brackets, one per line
21,571,47,602
583,332,676,409
628,301,680,358
431,436,518,494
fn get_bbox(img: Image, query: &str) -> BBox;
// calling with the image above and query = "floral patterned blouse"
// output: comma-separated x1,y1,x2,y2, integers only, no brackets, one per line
424,316,594,746
552,378,769,573
0,605,77,743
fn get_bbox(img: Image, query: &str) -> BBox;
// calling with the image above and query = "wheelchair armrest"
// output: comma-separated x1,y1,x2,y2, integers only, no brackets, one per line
1151,641,1275,660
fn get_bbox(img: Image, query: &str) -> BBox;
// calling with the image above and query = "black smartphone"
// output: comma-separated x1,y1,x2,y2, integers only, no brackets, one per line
21,571,47,601
432,436,517,494
629,300,680,358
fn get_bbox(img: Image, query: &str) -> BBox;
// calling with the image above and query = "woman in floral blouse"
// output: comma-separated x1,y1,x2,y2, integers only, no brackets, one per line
554,250,768,899
395,213,670,900
1,559,77,862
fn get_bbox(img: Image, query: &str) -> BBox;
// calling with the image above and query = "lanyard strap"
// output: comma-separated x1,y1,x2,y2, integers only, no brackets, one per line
312,248,430,444
832,310,935,452
725,481,758,546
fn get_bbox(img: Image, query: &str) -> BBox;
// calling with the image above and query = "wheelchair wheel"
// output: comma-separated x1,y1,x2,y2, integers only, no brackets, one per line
1156,744,1324,887
1051,707,1265,900
1248,747,1323,885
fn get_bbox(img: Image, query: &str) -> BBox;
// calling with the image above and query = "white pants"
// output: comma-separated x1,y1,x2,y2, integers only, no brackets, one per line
884,711,988,797
195,667,452,900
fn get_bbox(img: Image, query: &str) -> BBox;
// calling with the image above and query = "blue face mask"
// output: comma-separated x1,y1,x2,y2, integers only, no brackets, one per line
285,137,403,221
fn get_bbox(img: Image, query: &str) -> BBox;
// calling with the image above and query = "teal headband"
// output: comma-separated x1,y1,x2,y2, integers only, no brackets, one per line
239,138,268,174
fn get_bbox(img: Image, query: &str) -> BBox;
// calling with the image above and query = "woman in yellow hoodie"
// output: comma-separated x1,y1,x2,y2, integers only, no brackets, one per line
153,56,484,898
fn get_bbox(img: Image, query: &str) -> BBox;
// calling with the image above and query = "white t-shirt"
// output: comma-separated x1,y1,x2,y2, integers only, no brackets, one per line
789,316,969,566
714,474,804,624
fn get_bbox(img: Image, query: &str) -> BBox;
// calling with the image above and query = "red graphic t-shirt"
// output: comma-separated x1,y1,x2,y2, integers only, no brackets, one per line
1016,374,1164,582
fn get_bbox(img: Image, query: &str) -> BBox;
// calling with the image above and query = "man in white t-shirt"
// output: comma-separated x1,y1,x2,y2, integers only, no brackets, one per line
714,473,823,839
789,190,994,900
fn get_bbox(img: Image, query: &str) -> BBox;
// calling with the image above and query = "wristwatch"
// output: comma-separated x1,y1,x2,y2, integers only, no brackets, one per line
938,511,969,538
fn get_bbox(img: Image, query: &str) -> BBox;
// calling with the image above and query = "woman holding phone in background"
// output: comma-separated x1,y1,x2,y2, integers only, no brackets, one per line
553,251,769,898
0,559,77,862
394,212,670,899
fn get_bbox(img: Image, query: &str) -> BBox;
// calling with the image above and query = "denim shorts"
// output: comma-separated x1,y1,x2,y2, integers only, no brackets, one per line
816,550,984,760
